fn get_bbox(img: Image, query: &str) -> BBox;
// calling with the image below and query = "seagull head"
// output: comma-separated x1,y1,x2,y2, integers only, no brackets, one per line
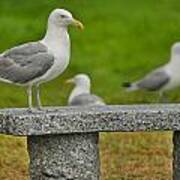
66,74,91,88
48,9,84,30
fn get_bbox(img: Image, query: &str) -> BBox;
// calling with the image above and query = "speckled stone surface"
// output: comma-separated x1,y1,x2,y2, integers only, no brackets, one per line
28,133,100,180
1,104,180,179
0,104,180,135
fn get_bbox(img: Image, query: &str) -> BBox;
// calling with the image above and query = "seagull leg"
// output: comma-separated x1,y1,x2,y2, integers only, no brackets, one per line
159,91,168,103
35,84,43,110
27,85,33,111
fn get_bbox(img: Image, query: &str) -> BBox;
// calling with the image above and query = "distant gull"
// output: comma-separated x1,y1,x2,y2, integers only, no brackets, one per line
66,74,105,106
123,43,180,100
0,9,84,110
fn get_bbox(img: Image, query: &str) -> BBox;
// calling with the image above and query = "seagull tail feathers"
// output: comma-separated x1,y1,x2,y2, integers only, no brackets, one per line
122,82,138,92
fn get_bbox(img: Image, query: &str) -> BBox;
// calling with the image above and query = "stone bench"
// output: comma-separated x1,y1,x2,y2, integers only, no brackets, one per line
0,104,180,179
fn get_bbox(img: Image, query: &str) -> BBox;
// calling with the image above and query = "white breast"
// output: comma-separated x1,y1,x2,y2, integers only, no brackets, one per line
162,63,180,91
68,86,90,104
30,29,70,85
38,45,70,83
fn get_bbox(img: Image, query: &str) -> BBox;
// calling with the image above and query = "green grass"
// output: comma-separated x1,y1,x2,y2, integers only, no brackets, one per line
0,0,179,179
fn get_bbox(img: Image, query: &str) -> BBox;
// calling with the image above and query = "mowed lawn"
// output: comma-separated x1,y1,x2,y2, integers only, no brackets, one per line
0,0,179,179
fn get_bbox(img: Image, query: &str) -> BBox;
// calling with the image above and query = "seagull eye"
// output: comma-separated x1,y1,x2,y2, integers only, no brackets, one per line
60,15,66,18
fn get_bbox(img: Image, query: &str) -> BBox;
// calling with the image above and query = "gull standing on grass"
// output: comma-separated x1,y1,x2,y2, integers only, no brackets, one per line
122,43,180,101
66,74,105,106
0,9,84,110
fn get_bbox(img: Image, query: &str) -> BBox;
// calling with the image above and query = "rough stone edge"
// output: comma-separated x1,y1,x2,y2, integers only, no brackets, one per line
0,104,180,135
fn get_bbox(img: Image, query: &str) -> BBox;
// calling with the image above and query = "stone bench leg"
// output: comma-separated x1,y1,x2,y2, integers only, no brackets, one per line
173,131,180,180
27,133,100,180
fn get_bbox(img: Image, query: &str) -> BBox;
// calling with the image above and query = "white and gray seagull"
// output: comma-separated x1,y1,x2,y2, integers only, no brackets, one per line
0,9,83,110
123,43,180,101
66,74,105,106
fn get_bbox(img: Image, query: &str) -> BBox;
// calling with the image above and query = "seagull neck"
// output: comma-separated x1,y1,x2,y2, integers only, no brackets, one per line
43,25,69,45
167,55,180,72
170,55,180,65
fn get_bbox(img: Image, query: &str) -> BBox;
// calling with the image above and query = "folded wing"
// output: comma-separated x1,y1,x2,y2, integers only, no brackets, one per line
137,68,170,91
0,42,54,84
69,93,105,106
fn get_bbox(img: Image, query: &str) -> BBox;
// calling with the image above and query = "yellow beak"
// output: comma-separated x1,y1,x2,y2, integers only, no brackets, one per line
65,78,74,84
72,19,84,30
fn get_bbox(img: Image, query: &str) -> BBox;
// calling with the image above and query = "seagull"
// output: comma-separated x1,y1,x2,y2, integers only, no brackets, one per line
66,74,105,106
0,9,84,110
122,43,180,101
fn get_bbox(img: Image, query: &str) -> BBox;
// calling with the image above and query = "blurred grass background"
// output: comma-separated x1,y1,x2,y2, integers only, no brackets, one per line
0,0,178,179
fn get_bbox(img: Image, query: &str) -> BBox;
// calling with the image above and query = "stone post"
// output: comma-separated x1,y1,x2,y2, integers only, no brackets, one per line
27,133,100,180
173,131,180,180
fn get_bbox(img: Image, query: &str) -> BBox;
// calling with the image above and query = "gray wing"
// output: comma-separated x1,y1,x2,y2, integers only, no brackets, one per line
136,68,170,91
69,93,105,106
0,42,54,84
